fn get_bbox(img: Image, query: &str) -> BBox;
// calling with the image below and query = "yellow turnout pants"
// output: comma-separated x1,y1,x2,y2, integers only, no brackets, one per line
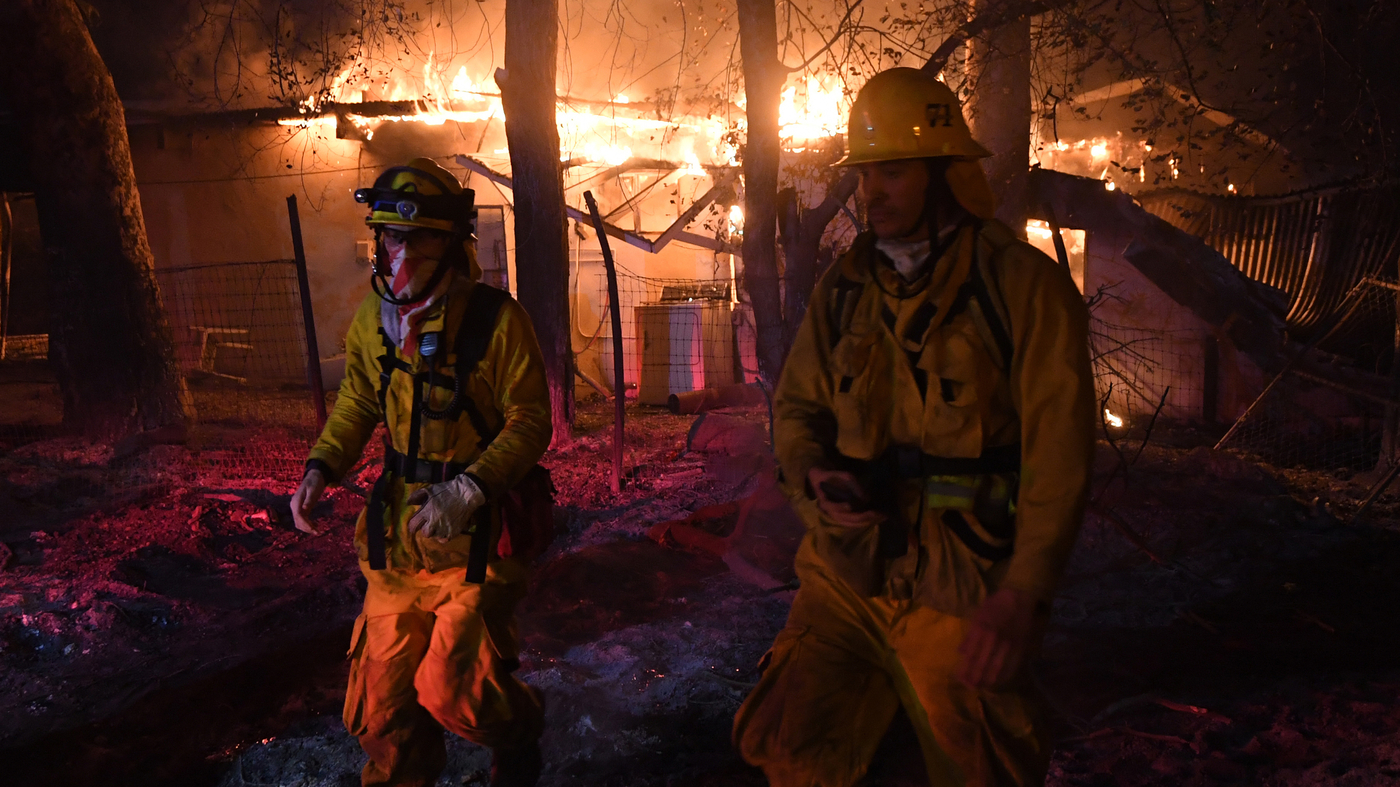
733,552,1051,787
343,561,543,787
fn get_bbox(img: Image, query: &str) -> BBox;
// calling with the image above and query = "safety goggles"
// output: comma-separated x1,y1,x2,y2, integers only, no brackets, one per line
380,226,453,247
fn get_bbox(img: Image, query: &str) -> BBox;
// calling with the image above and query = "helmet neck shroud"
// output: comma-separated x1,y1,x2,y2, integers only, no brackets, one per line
920,158,970,240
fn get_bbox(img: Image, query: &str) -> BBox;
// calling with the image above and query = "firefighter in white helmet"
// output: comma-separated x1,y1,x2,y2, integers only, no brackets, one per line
733,68,1095,785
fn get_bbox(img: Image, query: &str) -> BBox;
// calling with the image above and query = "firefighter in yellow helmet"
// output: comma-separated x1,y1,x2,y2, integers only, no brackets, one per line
290,157,553,786
732,68,1095,785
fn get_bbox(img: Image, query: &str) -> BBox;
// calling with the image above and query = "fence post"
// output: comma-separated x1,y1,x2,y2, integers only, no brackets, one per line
286,195,327,432
583,190,625,493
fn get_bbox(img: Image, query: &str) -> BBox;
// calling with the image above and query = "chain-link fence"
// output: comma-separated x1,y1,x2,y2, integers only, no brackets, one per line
1216,278,1400,474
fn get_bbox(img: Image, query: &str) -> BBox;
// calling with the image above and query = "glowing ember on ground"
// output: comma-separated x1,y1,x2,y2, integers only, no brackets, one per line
1104,409,1125,428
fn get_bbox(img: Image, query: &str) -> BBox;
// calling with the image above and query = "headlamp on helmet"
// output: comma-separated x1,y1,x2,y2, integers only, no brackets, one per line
356,158,478,236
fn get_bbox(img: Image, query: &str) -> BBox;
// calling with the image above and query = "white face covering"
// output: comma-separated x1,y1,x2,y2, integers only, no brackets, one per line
875,219,965,281
379,237,454,353
875,237,932,281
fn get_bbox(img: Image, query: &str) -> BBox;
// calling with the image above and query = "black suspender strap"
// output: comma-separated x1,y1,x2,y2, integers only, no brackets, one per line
464,509,492,584
455,284,509,452
454,285,510,377
828,275,865,350
968,264,1014,370
452,285,509,585
967,224,1015,370
376,329,398,418
365,468,390,571
367,330,405,571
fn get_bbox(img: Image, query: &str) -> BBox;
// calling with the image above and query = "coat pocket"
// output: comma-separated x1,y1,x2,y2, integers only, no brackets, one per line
810,519,884,597
417,508,495,574
921,320,991,457
830,331,891,459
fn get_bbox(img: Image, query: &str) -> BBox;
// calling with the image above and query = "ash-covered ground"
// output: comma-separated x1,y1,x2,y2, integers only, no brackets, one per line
2,399,1399,786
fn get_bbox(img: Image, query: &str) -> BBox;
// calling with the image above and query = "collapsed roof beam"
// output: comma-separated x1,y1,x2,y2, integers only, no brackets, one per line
565,158,675,194
455,155,739,257
1029,167,1288,373
121,92,674,127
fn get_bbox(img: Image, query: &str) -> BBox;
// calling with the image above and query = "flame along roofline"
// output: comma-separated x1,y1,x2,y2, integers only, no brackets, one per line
120,94,726,130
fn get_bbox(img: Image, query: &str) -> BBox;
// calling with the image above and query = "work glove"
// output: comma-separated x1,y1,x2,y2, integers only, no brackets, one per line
406,473,487,542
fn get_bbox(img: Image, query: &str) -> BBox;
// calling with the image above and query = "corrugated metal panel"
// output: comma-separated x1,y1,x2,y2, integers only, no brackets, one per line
1138,187,1400,337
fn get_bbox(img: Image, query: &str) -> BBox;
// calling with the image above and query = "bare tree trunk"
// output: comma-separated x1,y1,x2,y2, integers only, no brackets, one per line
500,0,573,444
737,0,787,385
780,170,859,339
0,0,188,440
963,0,1033,235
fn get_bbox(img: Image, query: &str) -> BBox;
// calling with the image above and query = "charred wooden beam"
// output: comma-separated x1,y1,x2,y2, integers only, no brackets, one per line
1030,168,1289,373
456,155,739,257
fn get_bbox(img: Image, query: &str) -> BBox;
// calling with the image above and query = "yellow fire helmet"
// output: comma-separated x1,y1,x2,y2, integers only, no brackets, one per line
836,67,997,219
354,157,477,234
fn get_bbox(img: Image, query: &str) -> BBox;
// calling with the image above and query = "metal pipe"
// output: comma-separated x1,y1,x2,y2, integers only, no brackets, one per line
286,195,328,431
575,366,612,399
583,190,626,493
667,382,769,415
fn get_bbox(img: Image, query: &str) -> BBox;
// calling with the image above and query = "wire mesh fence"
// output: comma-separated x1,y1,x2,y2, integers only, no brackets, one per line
0,260,324,492
1217,278,1400,474
589,265,761,406
157,260,322,486
1091,320,1210,432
